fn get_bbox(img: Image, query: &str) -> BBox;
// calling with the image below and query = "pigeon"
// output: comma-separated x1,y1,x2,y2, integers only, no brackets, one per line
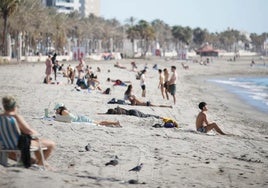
85,143,91,151
129,163,143,172
105,156,119,166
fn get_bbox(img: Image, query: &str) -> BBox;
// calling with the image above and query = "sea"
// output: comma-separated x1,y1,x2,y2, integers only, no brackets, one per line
209,77,268,113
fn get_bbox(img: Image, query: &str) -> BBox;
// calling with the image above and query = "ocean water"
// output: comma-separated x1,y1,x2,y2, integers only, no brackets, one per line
209,77,268,113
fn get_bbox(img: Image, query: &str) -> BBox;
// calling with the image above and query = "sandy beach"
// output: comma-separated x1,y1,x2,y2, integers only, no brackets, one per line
0,56,267,188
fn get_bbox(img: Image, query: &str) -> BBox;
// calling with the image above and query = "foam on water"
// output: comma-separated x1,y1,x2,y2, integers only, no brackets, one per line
209,77,268,113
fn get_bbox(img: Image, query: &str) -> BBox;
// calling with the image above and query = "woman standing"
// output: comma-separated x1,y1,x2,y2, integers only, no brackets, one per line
45,55,52,84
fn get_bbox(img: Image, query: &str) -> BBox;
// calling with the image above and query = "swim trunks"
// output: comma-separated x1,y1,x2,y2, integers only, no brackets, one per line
197,127,206,133
146,101,151,106
169,84,176,95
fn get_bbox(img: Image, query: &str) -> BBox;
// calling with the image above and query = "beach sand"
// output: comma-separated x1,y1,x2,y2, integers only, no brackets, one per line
0,57,267,187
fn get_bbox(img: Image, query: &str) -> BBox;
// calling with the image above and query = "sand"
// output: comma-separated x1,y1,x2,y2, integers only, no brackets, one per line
0,56,267,188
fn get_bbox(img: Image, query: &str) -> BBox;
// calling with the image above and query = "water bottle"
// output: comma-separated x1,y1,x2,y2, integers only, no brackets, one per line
44,108,49,118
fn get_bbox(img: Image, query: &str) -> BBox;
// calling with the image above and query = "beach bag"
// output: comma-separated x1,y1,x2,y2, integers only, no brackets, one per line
17,134,32,168
162,117,179,128
164,122,175,128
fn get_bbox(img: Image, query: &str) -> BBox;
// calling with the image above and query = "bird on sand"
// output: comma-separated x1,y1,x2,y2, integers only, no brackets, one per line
129,163,143,172
105,156,119,166
85,143,91,151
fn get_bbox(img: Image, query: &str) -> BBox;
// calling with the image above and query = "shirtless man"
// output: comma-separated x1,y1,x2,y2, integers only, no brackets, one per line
168,66,177,104
196,102,226,135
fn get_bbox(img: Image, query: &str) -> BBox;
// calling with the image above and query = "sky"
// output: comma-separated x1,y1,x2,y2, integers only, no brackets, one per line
100,0,268,34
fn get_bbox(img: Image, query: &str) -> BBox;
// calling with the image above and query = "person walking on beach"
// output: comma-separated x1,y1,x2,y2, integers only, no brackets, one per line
1,96,56,167
158,69,165,99
167,66,177,105
196,102,226,135
45,55,53,84
163,68,169,100
140,69,146,97
51,53,58,80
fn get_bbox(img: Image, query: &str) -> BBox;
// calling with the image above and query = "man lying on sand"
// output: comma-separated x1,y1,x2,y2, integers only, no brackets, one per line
196,102,226,135
101,106,162,119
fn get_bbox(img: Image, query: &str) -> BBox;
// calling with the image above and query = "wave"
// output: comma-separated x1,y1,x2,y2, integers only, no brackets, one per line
209,77,268,113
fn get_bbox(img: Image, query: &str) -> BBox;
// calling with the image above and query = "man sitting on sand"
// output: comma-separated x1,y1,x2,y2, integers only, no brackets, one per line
196,102,226,135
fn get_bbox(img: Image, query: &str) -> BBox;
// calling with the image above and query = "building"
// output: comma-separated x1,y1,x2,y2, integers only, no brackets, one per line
42,0,100,17
80,0,100,17
195,44,219,57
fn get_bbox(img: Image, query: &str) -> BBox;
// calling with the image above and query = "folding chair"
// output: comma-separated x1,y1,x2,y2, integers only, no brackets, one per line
0,115,47,168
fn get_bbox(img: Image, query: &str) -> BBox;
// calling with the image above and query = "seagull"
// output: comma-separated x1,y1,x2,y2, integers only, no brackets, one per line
105,156,119,166
129,163,143,172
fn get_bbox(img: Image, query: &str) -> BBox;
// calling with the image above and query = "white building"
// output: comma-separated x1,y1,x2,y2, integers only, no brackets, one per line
42,0,100,17
80,0,100,17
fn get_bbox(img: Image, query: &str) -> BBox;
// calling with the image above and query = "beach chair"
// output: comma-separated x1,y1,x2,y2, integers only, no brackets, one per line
0,115,47,168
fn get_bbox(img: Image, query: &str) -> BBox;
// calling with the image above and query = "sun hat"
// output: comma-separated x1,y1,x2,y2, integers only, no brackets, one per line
54,103,65,110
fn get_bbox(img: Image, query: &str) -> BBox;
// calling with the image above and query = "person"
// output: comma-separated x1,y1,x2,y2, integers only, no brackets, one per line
67,65,75,84
131,61,138,72
196,102,226,135
140,69,146,97
51,53,58,80
101,106,162,119
45,55,53,84
54,103,121,127
58,63,64,72
76,70,88,89
114,62,127,69
1,96,56,167
124,85,172,108
158,69,165,99
107,78,131,86
87,75,102,91
76,58,85,78
250,60,255,67
167,66,177,104
163,68,169,100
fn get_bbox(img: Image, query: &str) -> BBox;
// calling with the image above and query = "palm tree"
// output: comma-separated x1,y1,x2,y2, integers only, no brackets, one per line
0,0,20,56
125,16,137,57
136,20,155,57
151,19,172,57
172,25,192,55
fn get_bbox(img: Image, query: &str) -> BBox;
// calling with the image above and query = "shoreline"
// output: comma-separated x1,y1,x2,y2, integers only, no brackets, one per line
0,57,267,187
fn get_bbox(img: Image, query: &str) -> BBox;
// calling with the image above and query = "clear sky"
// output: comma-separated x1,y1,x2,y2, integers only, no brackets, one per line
100,0,267,34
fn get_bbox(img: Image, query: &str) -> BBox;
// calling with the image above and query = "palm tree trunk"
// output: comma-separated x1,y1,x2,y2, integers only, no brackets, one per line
2,15,8,56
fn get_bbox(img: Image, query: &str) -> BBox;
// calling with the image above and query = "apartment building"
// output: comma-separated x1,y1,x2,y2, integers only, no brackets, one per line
42,0,100,17
80,0,100,17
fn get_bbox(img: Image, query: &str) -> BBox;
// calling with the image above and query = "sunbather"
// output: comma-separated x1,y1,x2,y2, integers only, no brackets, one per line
54,103,121,127
100,106,162,119
124,85,172,108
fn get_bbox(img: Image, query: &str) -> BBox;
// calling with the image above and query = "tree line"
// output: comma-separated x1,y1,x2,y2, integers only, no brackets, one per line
1,0,267,57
